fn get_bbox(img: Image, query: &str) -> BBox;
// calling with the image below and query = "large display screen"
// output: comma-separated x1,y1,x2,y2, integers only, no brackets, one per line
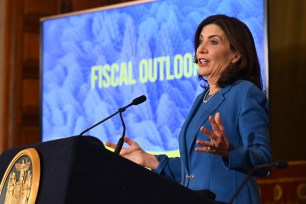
41,0,267,154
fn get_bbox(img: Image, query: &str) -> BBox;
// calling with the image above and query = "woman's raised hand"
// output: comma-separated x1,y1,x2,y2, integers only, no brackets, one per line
195,112,230,158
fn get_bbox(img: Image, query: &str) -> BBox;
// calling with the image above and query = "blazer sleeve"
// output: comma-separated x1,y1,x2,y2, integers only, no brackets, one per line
153,155,182,183
224,85,272,177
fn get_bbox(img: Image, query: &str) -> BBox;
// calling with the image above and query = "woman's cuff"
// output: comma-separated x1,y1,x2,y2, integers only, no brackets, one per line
152,154,168,174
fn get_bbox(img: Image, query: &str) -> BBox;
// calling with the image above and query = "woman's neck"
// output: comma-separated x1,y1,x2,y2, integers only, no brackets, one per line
206,76,220,93
208,85,220,94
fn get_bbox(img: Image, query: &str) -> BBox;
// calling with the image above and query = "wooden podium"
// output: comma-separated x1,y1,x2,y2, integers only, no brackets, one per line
0,136,214,204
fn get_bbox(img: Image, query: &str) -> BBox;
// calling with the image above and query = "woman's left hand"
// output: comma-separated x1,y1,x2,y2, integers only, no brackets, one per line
195,112,230,158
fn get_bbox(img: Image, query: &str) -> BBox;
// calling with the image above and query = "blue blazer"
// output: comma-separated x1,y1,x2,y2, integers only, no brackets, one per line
155,80,272,204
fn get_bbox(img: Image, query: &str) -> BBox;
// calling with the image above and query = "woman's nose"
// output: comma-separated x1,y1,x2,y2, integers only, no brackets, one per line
197,43,208,54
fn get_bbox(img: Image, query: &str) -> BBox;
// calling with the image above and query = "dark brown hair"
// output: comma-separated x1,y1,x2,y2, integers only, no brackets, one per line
194,14,262,91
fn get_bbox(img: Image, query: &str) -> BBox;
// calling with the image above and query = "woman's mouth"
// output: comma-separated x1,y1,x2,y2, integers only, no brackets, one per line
198,58,209,65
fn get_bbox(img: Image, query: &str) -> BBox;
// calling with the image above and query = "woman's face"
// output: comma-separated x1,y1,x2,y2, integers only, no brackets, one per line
196,24,237,81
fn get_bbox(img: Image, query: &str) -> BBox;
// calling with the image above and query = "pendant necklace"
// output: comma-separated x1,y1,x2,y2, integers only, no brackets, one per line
203,89,220,103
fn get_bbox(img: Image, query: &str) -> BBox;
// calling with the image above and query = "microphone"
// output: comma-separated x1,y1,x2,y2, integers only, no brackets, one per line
79,95,147,152
114,95,146,154
228,161,288,204
118,95,146,112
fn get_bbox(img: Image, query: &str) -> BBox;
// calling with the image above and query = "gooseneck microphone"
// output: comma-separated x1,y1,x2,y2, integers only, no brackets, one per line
79,95,147,154
118,95,146,112
228,161,288,204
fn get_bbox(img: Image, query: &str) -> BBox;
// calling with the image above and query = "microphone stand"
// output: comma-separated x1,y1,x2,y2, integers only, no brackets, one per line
79,108,127,155
78,95,147,154
228,161,288,204
78,99,134,137
114,111,126,154
228,167,259,204
80,105,130,154
79,110,120,136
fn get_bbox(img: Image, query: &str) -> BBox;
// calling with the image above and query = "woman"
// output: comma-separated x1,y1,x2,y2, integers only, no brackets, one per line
106,14,272,203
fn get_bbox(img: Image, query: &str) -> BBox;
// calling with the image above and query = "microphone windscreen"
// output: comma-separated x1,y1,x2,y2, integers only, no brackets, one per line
132,95,147,105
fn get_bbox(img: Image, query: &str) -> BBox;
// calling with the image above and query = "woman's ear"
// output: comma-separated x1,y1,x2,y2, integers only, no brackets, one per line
232,52,241,64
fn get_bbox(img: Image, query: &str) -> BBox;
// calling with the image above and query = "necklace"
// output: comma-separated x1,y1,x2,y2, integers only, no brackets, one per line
203,89,219,103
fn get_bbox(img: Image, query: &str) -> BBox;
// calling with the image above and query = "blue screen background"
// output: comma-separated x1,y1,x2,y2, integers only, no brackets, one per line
42,0,265,152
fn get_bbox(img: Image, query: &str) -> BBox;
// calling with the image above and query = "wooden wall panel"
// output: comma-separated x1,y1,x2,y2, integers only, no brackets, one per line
269,0,306,161
22,79,39,110
20,126,41,146
23,32,39,61
24,0,60,14
6,0,24,149
0,0,10,151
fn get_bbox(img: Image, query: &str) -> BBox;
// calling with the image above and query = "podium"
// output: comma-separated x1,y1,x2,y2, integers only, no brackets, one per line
0,136,214,204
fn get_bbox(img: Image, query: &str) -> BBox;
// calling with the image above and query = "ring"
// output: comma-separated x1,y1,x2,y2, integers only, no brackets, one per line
207,146,211,151
210,141,214,147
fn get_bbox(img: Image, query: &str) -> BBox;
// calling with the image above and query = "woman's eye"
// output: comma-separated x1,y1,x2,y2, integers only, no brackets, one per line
210,40,218,45
198,39,203,45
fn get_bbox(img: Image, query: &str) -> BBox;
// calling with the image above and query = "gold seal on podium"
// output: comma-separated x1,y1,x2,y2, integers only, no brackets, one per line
0,148,40,204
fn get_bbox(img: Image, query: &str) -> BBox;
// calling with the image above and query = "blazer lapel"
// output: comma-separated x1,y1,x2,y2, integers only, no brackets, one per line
187,86,231,154
179,85,232,169
179,90,206,169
